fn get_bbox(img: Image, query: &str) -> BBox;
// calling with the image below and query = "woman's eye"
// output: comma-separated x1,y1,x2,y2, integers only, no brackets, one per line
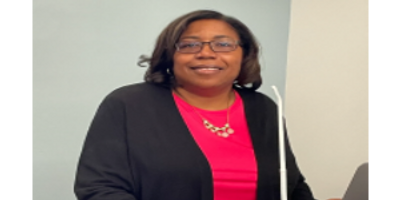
180,42,199,48
215,42,232,47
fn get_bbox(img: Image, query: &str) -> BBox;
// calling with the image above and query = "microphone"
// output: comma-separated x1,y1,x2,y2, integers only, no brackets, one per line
271,86,287,200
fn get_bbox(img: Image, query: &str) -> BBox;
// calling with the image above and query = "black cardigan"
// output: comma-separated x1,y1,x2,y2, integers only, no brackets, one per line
74,82,314,200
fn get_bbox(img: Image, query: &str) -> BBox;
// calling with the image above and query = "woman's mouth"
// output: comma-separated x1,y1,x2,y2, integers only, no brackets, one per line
190,66,223,74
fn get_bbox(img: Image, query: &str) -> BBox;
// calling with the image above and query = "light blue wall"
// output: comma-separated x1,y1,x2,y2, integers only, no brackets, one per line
33,1,291,199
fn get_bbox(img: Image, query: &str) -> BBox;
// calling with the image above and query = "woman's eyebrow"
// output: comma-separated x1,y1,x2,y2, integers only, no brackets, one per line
179,35,232,40
213,35,231,39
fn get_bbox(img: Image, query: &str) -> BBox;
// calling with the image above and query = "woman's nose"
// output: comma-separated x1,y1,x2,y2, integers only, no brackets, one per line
196,43,216,58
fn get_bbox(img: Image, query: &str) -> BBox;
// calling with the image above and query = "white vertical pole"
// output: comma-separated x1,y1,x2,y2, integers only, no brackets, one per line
272,85,287,200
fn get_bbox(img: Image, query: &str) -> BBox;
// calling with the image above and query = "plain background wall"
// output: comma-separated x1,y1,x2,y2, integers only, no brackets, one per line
285,0,368,200
33,1,292,200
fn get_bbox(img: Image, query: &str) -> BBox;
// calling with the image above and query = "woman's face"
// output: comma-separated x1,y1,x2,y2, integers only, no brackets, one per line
173,19,243,91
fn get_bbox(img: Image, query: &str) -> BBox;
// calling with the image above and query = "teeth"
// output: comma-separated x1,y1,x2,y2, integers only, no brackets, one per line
195,67,219,70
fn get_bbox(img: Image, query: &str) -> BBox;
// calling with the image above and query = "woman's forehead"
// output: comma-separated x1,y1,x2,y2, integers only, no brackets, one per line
179,19,239,40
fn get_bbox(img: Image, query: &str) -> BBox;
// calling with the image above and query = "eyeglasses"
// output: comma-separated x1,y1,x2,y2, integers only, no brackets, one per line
175,39,240,53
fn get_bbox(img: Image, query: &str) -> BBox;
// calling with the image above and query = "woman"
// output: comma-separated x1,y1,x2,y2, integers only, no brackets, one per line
74,10,315,200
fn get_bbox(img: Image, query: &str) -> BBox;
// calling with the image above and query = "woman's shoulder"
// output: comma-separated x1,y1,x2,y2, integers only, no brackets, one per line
235,87,276,107
102,82,171,104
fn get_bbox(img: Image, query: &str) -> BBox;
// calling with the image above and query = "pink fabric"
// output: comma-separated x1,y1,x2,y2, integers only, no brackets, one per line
173,91,257,200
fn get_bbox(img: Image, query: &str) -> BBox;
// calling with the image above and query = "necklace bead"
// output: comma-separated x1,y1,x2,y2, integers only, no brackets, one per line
202,119,234,137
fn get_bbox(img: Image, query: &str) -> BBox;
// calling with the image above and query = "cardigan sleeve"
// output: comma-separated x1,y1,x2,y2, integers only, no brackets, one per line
74,95,137,200
291,174,315,200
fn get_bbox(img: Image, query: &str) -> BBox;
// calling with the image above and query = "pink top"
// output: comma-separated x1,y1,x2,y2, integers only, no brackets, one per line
173,91,258,200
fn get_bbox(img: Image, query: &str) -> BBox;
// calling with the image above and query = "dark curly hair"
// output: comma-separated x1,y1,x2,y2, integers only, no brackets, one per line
138,10,262,90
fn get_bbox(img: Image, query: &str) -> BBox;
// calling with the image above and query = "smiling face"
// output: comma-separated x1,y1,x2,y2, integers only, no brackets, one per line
173,19,243,93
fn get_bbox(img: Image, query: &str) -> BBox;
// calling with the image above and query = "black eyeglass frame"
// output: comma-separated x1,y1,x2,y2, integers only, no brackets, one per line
175,40,241,54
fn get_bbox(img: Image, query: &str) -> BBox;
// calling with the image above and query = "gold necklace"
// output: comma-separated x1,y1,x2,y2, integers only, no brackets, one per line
175,90,235,138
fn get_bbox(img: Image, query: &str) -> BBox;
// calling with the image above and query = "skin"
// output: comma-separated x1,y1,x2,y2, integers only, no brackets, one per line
173,19,243,110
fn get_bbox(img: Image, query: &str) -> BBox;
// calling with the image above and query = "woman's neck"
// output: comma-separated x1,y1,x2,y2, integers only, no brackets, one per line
173,86,235,111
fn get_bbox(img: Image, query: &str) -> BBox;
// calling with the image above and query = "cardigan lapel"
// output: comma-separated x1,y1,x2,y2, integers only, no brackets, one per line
238,89,280,200
154,85,214,200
